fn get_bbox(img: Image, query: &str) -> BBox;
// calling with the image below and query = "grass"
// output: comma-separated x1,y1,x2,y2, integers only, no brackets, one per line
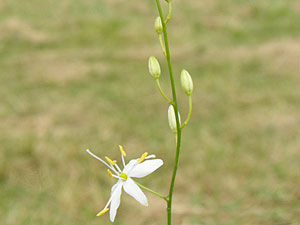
1,0,300,224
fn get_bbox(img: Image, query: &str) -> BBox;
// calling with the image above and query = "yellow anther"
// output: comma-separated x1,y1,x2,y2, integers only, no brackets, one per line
119,172,127,180
137,152,148,163
107,169,113,178
97,208,109,216
105,156,117,165
119,145,126,157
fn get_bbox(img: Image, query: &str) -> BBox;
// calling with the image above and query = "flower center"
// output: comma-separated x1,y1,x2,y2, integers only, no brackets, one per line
119,172,127,180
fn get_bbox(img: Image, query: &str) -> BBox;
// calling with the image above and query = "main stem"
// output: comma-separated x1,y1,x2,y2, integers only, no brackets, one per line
155,1,182,224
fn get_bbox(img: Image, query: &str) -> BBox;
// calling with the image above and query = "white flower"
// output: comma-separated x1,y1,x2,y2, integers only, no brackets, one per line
180,69,193,96
154,16,163,34
168,105,181,133
86,145,163,222
148,56,161,79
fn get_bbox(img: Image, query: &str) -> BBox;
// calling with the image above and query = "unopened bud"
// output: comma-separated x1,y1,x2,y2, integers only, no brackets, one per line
180,69,193,95
154,17,163,34
148,56,161,79
168,105,181,133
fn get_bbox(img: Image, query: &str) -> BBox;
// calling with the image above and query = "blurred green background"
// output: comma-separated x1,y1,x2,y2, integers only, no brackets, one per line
1,0,300,224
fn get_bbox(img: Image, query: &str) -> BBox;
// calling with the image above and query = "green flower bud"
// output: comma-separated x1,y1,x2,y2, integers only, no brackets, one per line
180,69,193,95
168,105,181,133
148,56,161,79
154,17,163,34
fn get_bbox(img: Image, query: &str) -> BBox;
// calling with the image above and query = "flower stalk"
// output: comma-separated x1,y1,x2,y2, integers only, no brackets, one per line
164,1,172,24
181,95,192,129
87,0,193,223
159,35,167,56
155,79,173,104
154,0,183,224
135,181,168,202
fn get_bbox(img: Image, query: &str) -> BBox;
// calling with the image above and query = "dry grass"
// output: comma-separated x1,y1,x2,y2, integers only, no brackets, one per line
1,0,300,225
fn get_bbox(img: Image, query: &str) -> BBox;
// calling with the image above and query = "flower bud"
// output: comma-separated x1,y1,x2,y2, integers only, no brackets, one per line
168,105,181,133
154,17,163,34
148,56,161,79
180,69,193,95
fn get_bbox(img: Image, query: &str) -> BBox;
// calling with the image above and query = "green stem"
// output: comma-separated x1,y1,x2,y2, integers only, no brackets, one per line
155,79,173,104
155,1,182,225
159,34,166,56
135,181,168,202
181,95,192,128
164,1,172,24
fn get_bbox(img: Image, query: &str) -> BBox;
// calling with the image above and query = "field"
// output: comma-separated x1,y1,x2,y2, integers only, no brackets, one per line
1,0,300,224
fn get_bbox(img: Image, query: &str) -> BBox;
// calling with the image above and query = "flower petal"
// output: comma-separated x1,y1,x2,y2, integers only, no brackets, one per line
122,159,138,174
110,180,122,196
123,178,148,206
129,159,163,178
109,181,123,222
99,180,121,213
145,154,156,159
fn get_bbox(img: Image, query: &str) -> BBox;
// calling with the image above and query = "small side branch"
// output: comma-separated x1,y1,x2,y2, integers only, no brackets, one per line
155,79,173,105
135,181,168,202
159,34,166,56
164,1,172,24
181,95,192,129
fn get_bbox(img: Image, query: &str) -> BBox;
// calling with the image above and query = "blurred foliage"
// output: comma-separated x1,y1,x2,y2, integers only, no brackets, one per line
0,0,300,224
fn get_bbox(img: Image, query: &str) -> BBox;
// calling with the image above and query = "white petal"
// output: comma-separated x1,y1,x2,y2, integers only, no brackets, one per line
101,180,121,211
123,178,148,206
122,159,138,174
109,181,123,222
129,159,163,178
110,180,122,196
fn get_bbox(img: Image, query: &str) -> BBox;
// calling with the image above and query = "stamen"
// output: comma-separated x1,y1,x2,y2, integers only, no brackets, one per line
114,164,122,173
112,174,120,179
121,154,126,168
86,149,119,174
86,149,110,168
97,208,109,216
119,173,127,180
105,156,117,165
137,152,148,163
107,169,113,178
119,145,126,157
